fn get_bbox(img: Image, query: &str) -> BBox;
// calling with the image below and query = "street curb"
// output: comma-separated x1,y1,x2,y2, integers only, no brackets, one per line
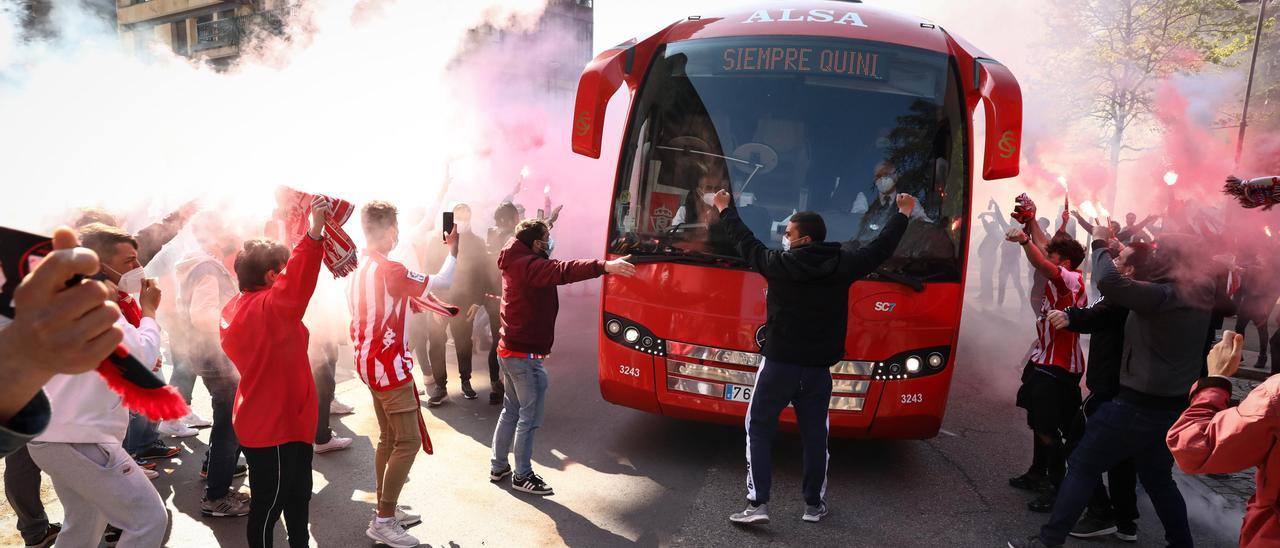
1234,367,1272,382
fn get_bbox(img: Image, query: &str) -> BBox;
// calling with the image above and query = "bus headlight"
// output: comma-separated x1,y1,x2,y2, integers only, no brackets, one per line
602,313,666,356
927,353,945,369
871,346,950,380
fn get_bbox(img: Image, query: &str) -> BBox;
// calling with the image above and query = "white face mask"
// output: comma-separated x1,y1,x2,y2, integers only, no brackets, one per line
701,192,717,207
875,176,896,194
116,267,145,294
781,236,792,251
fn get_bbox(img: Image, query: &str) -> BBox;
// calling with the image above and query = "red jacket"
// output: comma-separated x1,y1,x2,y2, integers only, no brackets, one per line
496,238,604,356
221,236,322,448
1167,375,1280,547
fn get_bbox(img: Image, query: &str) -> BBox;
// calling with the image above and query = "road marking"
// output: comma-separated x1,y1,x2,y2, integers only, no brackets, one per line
939,429,958,437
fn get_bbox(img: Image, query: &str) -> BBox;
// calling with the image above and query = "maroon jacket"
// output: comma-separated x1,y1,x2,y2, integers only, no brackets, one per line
496,238,605,355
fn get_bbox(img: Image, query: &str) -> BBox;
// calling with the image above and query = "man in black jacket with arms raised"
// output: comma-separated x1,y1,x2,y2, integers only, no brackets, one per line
712,188,915,525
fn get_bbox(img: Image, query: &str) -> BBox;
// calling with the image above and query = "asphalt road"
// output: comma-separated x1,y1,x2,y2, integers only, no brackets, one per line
1,293,1241,547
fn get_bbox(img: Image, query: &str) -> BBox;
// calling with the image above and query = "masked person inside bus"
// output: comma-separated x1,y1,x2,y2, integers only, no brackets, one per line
712,188,915,525
1003,211,1088,511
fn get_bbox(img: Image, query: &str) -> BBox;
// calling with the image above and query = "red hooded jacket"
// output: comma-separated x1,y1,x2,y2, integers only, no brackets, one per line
496,238,605,356
1167,375,1280,547
220,236,322,448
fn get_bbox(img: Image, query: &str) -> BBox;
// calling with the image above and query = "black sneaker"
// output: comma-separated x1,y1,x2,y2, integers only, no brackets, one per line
461,380,478,400
1069,510,1117,538
489,389,504,405
1027,489,1056,513
25,522,59,548
1007,536,1060,548
103,525,121,546
490,465,512,483
1115,521,1138,542
132,441,179,461
1009,472,1051,493
512,472,554,495
201,463,248,480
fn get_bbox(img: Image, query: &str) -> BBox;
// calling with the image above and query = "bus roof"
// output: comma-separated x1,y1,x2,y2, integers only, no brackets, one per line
655,2,951,54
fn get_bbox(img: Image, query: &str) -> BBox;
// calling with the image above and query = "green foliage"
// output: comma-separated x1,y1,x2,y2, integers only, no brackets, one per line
1055,0,1258,146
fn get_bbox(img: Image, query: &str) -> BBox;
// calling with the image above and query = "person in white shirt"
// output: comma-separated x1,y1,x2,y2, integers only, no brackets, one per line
25,259,168,547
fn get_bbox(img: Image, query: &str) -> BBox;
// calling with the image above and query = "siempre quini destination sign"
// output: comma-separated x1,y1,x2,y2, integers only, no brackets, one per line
721,45,884,79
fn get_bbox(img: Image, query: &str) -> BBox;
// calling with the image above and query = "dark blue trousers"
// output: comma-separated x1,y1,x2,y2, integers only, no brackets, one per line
1039,398,1191,547
745,358,832,506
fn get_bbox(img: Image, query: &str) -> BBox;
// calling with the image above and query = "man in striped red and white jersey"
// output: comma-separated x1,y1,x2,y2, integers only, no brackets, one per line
1004,215,1088,510
347,201,457,548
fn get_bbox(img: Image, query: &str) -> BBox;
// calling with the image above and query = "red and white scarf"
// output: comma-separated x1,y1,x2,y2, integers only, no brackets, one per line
410,292,460,318
276,186,359,278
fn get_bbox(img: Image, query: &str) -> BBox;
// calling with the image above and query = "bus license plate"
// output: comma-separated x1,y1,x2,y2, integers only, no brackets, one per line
724,384,753,403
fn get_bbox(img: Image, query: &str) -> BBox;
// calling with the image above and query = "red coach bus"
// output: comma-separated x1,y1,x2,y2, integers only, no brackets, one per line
571,1,1022,438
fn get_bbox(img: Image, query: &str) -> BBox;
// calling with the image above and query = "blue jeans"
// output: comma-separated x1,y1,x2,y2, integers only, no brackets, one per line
201,372,241,500
123,411,160,455
490,356,548,478
1039,398,1191,547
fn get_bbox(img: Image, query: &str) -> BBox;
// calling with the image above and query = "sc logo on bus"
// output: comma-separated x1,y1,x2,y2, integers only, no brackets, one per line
997,130,1018,159
575,111,593,137
874,301,897,313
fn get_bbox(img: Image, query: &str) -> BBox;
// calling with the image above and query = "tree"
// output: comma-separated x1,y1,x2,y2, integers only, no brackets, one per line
1054,0,1256,207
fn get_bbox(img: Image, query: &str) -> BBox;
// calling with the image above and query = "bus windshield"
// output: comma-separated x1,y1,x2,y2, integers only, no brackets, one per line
609,36,969,282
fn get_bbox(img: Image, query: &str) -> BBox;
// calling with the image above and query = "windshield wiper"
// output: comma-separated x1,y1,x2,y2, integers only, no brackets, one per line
654,144,765,193
867,267,925,292
624,241,748,267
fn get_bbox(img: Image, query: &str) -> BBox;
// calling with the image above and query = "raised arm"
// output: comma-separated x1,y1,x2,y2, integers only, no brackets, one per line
991,203,1012,232
843,197,911,280
1070,210,1095,235
1006,227,1060,279
717,204,776,275
1093,243,1171,313
268,199,326,322
1168,333,1278,474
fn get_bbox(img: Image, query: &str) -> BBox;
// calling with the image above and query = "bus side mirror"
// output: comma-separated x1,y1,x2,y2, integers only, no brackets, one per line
975,59,1022,181
571,20,687,159
571,47,629,159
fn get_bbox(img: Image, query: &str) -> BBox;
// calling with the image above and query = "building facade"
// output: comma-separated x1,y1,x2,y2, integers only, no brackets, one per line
115,0,289,68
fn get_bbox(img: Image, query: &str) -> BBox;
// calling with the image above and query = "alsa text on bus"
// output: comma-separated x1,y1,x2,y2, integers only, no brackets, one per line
742,9,868,28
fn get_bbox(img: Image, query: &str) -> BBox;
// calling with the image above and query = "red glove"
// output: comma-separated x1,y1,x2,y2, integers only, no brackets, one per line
1011,193,1037,224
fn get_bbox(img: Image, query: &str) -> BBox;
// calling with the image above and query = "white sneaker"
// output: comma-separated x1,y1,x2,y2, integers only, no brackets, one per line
329,399,355,415
314,436,353,454
366,518,420,548
395,505,421,526
182,411,212,428
158,420,199,438
143,468,159,480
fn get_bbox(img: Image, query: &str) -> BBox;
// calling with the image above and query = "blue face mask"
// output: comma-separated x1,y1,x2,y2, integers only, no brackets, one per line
546,238,555,257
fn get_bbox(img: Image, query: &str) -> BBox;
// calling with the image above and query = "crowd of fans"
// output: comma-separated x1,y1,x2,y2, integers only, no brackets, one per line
987,187,1280,548
2,174,1279,548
